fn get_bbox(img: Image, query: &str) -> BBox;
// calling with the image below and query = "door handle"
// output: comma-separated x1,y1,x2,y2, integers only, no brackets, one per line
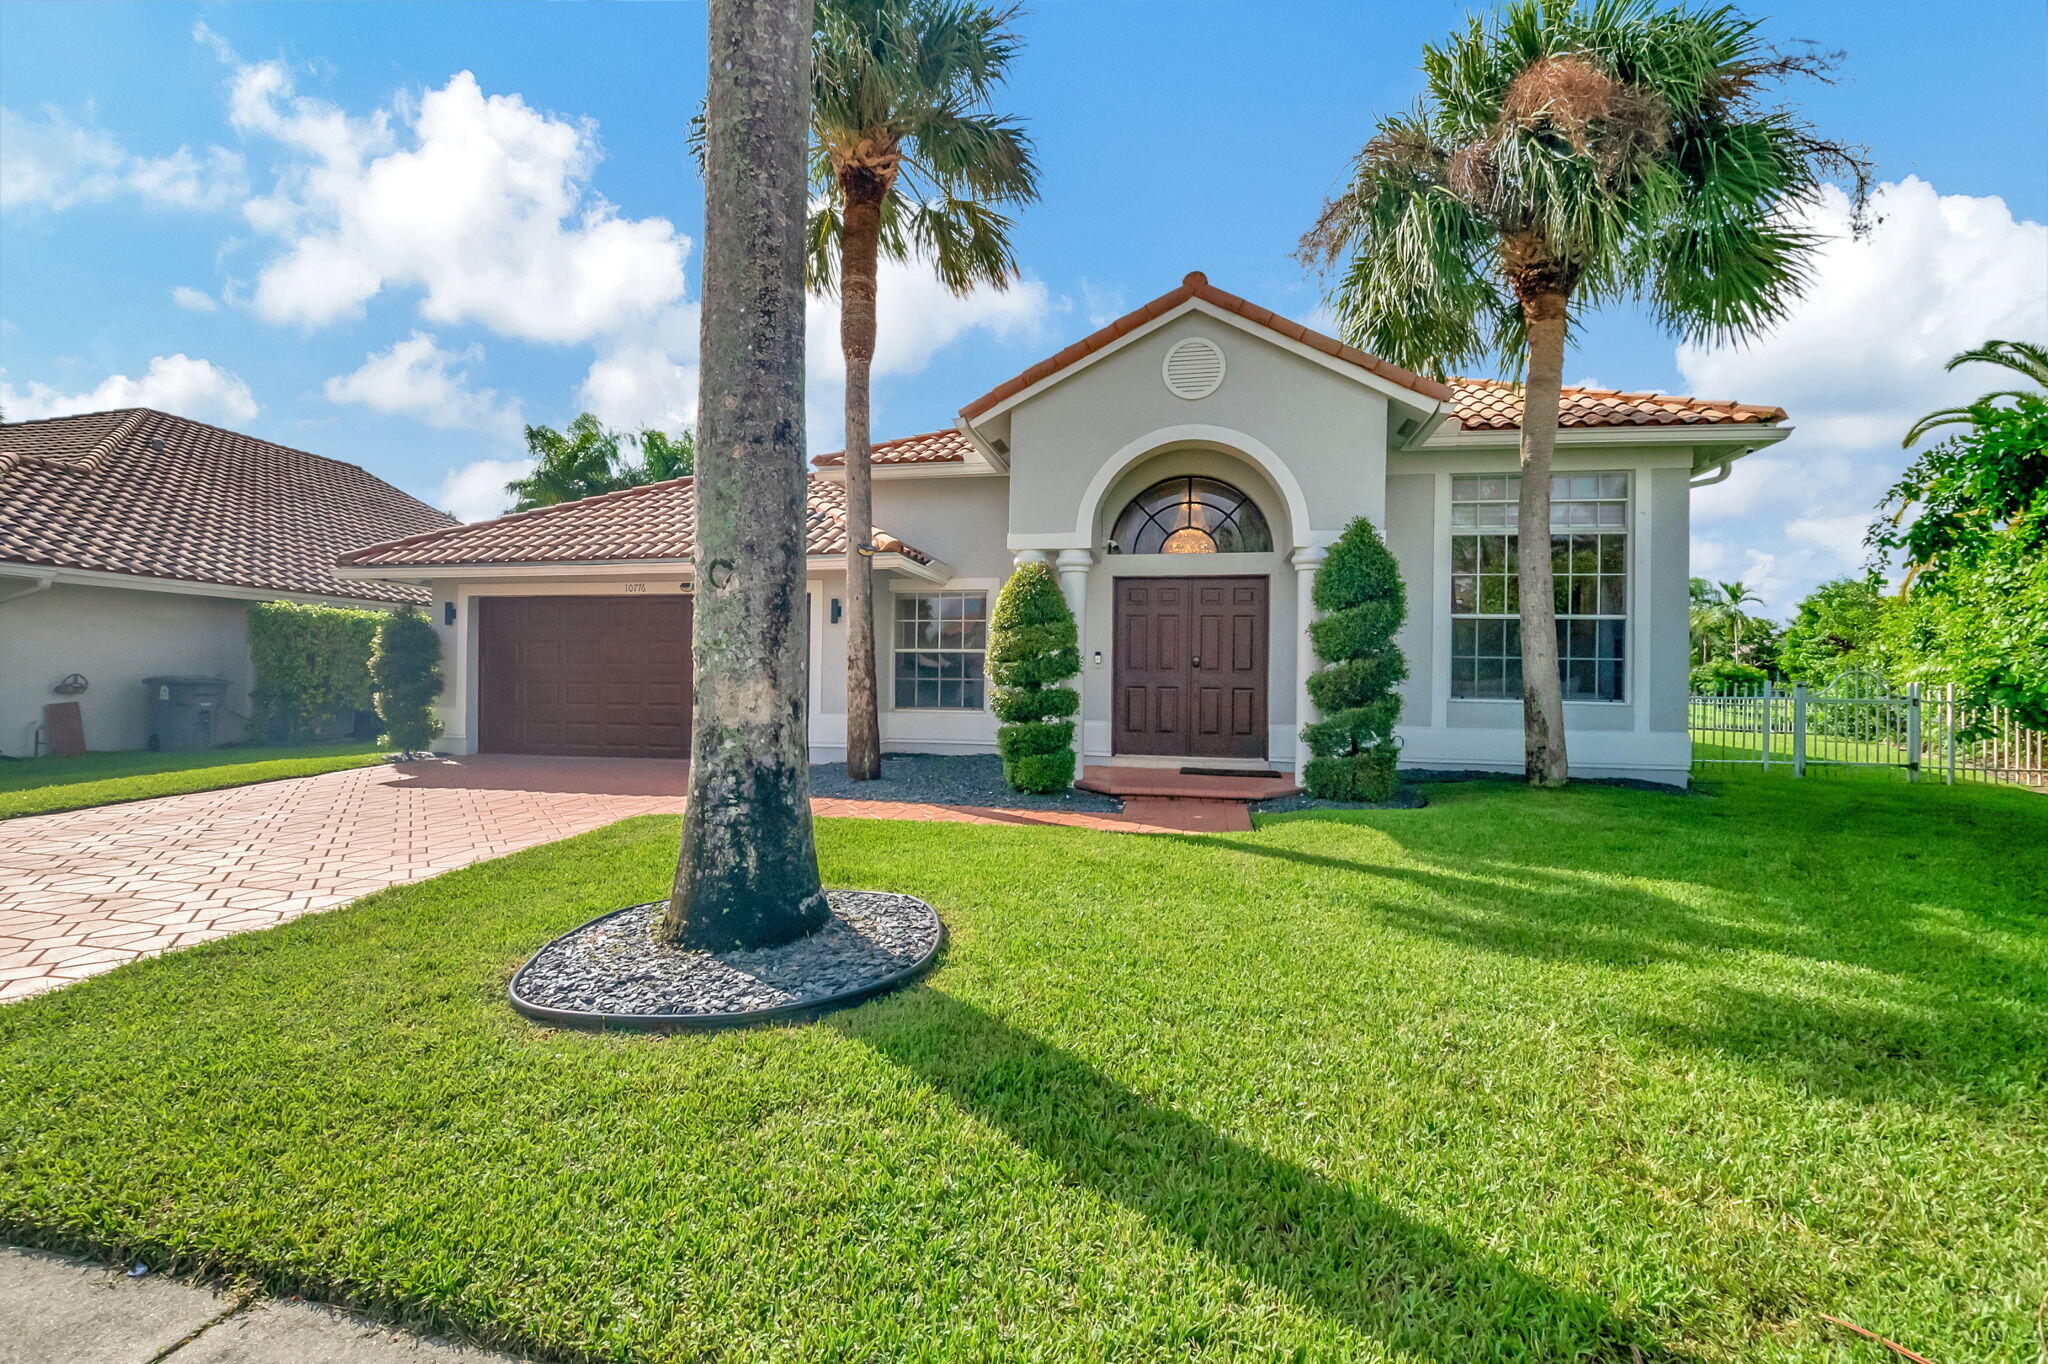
1191,656,1201,668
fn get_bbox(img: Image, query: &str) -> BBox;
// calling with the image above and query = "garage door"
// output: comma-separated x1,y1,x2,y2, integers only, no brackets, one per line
477,596,691,757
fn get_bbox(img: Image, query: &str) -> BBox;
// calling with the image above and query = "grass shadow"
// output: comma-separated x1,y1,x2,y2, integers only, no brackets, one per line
838,988,1662,1362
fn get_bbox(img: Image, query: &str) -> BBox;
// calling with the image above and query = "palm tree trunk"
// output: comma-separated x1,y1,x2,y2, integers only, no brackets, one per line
1517,292,1571,786
839,187,885,782
663,0,829,950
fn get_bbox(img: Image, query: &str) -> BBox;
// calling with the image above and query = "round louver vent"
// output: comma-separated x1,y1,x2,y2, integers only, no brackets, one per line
1161,336,1226,399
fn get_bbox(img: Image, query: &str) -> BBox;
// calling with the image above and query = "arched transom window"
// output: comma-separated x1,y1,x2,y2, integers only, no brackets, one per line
1109,476,1273,555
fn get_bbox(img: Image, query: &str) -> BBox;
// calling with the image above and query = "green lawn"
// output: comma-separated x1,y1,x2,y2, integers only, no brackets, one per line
0,743,389,818
2,772,2042,1362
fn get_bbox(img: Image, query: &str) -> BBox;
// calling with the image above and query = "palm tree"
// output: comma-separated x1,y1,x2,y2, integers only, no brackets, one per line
1300,0,1864,786
628,427,695,482
663,0,830,951
1903,339,2048,447
808,0,1038,781
504,414,626,510
1714,579,1762,650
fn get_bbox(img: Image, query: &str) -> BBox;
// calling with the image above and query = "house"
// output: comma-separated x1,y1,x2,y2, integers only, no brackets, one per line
0,409,454,755
338,273,1788,786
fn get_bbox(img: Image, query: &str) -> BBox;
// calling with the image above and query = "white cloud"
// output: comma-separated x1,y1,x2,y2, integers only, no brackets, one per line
0,106,244,212
435,457,531,523
324,332,520,435
0,355,259,424
577,302,700,433
171,286,220,312
215,44,690,342
1681,177,2047,614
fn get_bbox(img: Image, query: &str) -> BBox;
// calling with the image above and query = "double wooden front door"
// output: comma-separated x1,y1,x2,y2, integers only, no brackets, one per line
1112,576,1269,760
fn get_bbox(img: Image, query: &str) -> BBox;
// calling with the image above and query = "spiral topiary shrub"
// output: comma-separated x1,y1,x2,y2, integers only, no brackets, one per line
987,561,1081,793
371,606,444,757
1302,517,1408,801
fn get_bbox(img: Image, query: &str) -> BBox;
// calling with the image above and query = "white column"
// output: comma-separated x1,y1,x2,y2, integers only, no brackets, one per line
1055,549,1095,772
1290,545,1327,779
1012,548,1050,568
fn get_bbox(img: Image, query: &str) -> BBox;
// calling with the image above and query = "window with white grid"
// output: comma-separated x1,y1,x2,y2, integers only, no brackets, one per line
892,592,988,709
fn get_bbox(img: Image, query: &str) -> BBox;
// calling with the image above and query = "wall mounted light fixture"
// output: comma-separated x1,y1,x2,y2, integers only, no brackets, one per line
443,602,456,626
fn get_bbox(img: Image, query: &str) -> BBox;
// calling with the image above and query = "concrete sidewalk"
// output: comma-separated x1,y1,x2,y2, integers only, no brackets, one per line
0,1248,524,1363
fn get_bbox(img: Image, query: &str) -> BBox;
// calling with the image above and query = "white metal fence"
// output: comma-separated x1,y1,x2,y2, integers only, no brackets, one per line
1690,671,2048,787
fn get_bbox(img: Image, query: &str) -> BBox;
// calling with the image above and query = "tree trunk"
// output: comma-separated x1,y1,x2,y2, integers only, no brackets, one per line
1516,291,1571,787
663,0,829,950
839,186,885,782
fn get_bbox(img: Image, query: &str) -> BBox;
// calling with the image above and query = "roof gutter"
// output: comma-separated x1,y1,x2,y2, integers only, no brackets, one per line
0,570,56,606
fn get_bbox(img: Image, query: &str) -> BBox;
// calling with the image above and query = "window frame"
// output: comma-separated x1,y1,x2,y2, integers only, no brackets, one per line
1447,471,1632,705
888,588,990,712
1106,476,1274,556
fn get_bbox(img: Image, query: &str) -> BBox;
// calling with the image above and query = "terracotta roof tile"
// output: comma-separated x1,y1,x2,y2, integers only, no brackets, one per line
811,428,973,468
0,408,453,604
340,474,933,570
1449,378,1785,430
959,271,1456,419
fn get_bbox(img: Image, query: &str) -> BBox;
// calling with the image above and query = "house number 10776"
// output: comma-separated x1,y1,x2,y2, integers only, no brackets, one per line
623,582,646,592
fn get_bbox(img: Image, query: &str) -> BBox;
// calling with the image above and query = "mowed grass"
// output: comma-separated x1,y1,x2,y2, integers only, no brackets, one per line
0,742,387,818
2,772,2043,1362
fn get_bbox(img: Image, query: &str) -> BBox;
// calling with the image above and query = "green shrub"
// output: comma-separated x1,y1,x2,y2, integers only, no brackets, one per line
1688,659,1769,695
371,607,444,756
988,562,1080,794
248,602,381,743
1301,518,1407,801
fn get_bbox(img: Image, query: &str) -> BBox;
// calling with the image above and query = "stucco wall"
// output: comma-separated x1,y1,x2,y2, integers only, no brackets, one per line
0,580,255,755
1003,309,1391,549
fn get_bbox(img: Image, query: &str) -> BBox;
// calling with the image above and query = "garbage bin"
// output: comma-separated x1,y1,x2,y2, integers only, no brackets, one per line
142,676,230,751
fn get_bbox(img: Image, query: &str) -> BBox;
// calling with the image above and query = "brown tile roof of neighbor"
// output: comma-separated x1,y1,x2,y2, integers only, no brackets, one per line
959,271,1458,419
0,408,454,604
339,473,934,570
810,427,974,468
1450,378,1786,430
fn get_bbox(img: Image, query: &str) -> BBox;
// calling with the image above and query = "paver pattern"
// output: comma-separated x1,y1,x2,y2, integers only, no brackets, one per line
1,756,1239,1002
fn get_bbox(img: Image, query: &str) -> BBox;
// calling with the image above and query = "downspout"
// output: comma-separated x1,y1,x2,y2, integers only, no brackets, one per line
0,571,56,606
1689,459,1734,489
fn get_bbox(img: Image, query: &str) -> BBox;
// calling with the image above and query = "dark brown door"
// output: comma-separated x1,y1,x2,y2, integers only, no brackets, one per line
477,595,691,757
1113,577,1267,760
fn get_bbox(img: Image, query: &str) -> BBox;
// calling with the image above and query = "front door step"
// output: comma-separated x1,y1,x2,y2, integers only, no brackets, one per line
1077,764,1300,801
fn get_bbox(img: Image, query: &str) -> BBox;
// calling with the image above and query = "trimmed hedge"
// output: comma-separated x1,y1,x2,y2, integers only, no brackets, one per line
988,562,1080,793
371,606,444,756
248,602,380,744
1301,517,1408,801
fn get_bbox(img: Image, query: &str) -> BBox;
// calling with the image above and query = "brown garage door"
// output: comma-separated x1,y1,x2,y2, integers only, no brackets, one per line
477,595,691,757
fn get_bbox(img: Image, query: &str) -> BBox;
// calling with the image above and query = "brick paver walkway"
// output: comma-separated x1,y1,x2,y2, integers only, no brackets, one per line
0,756,1241,1002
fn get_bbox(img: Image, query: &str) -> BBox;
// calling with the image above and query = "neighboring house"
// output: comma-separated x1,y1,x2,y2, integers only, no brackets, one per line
339,273,1788,785
0,409,454,755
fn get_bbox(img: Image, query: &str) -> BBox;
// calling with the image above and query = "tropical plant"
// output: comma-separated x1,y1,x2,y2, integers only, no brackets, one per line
1688,658,1766,695
1901,339,2048,448
503,416,695,512
807,0,1039,782
247,602,380,744
1882,503,2048,731
1302,518,1408,802
987,561,1080,793
1874,395,2048,584
1299,0,1865,786
663,0,831,951
370,606,444,756
1778,577,1892,685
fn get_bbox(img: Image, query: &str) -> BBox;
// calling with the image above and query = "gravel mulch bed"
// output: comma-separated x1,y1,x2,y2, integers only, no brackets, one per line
809,753,1121,812
510,890,942,1030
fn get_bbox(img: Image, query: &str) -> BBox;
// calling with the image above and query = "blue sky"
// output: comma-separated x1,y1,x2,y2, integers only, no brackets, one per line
4,0,2043,615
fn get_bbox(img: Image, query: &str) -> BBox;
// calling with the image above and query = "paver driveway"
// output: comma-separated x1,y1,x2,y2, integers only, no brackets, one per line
0,755,1230,1002
0,756,690,1004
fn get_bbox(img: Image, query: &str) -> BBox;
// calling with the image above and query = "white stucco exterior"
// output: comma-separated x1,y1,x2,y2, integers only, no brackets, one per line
348,279,1787,787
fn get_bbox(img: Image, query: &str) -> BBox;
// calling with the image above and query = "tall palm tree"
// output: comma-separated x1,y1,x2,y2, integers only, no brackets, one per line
664,0,829,950
1301,0,1864,786
504,414,625,510
808,0,1038,781
1714,579,1762,649
1903,339,2048,447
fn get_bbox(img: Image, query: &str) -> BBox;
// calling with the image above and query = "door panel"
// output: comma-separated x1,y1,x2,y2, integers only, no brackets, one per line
477,595,692,758
1112,576,1267,760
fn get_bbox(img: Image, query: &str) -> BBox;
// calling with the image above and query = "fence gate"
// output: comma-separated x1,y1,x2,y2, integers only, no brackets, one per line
1690,671,2047,787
